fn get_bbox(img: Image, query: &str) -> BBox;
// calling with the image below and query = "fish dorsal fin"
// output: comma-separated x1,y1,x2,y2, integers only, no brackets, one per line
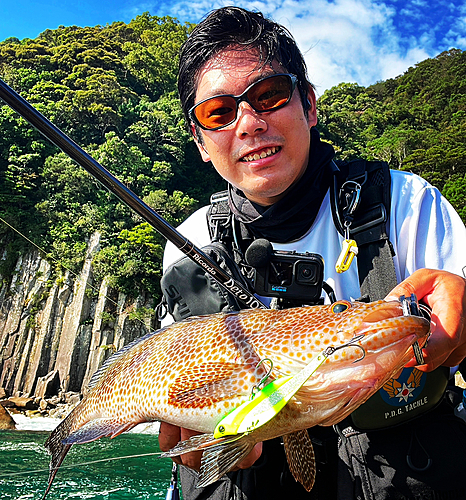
87,329,163,390
282,430,316,492
168,362,252,409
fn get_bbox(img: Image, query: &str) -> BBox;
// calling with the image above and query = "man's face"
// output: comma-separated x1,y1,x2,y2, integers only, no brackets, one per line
193,48,317,206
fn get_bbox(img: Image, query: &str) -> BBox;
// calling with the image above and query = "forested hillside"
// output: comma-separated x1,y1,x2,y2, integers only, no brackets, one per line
0,14,224,301
317,48,466,222
1,16,465,305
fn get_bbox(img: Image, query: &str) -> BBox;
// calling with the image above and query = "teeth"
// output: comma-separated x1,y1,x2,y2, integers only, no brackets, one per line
243,146,279,162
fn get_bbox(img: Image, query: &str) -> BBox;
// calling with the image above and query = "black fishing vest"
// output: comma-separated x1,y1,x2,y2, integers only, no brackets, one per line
206,158,449,430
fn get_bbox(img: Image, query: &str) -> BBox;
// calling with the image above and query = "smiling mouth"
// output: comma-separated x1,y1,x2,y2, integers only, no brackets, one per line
241,146,281,162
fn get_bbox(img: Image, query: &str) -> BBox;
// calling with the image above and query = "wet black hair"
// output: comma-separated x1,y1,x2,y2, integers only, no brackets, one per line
178,6,312,132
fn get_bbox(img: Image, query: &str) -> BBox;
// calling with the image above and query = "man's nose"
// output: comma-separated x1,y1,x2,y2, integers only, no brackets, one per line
235,102,268,137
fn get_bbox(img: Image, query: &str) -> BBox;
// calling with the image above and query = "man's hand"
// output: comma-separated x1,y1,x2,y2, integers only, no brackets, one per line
158,423,203,469
158,422,263,471
386,268,466,372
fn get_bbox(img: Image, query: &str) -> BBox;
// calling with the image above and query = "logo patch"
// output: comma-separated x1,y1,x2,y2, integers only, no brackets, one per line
350,366,448,430
380,367,426,407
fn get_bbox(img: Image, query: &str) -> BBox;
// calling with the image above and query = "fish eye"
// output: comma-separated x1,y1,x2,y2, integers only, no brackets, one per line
331,301,351,314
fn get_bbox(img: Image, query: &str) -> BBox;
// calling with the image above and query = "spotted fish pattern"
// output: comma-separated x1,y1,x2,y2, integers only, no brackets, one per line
43,299,430,497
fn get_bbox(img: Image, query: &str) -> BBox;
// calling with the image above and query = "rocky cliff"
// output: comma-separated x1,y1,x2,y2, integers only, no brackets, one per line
0,232,158,399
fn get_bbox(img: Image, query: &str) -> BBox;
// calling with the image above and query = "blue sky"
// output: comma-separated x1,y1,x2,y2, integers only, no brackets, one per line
1,0,466,94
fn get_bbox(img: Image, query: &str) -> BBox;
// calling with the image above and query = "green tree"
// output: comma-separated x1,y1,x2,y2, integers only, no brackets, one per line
443,174,466,221
317,49,466,223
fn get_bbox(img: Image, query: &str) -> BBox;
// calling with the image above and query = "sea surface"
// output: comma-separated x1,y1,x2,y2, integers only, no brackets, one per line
0,416,174,499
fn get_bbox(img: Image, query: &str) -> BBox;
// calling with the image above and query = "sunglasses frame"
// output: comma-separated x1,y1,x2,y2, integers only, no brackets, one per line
189,73,298,131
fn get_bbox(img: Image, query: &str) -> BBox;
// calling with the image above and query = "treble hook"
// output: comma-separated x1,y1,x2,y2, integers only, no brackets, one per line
324,334,366,363
251,358,274,398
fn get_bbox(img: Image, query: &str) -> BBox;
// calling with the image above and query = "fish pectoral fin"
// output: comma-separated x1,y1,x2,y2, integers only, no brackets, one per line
197,435,255,488
282,430,316,492
168,362,253,409
62,418,139,444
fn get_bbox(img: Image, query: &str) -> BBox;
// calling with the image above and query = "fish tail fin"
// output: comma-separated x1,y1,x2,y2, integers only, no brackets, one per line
161,432,255,487
42,409,141,499
42,415,75,499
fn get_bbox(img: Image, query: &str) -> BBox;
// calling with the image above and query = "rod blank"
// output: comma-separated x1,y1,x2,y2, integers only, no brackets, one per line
0,77,266,310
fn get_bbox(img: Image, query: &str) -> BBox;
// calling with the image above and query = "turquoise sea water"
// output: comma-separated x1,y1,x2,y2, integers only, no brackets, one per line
0,425,174,499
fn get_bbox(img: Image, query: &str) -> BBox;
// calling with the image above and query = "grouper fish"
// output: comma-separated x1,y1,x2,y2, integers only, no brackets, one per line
42,297,430,497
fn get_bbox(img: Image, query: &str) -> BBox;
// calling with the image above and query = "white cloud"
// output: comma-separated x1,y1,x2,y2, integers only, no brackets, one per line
131,0,451,92
443,15,466,51
255,0,431,94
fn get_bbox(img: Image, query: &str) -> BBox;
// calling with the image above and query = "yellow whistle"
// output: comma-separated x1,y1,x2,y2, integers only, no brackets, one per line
335,239,358,273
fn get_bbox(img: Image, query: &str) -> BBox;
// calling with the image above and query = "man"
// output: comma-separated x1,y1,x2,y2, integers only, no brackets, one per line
158,6,466,499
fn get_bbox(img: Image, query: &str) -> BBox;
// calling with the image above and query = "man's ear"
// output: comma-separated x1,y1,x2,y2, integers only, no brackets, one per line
306,84,318,127
191,124,211,162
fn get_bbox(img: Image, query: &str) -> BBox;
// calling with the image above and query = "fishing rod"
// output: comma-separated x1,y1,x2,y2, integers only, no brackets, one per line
0,77,267,311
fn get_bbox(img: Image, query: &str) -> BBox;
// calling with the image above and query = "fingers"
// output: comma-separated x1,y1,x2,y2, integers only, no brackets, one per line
158,422,181,451
158,422,183,465
386,269,466,371
157,423,204,470
235,442,263,470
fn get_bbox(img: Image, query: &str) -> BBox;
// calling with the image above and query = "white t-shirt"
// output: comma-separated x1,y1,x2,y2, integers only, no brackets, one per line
163,170,466,317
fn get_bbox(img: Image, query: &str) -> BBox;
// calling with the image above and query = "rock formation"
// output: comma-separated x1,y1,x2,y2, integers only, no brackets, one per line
0,232,158,400
0,403,15,429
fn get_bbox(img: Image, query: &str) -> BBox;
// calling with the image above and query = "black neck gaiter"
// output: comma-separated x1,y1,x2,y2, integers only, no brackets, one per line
228,128,336,243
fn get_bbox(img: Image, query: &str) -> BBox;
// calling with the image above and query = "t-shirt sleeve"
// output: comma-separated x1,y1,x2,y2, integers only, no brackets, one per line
389,170,466,281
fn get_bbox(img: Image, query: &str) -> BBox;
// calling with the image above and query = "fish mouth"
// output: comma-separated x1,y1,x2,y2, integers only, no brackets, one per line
296,296,431,426
360,295,429,327
355,297,431,350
